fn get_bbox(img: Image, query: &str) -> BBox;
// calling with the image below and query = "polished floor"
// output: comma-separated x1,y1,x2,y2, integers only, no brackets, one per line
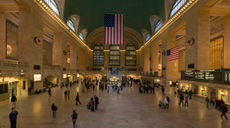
0,84,229,128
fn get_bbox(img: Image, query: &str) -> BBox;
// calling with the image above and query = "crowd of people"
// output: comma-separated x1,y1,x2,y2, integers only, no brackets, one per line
6,78,230,128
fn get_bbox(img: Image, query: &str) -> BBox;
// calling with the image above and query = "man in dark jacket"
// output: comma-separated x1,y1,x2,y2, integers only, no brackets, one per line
221,104,228,120
11,94,17,108
51,103,58,118
75,93,81,105
9,108,18,128
94,95,99,110
71,110,78,128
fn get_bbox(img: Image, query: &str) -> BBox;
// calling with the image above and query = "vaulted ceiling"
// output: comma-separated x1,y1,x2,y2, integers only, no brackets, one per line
64,0,165,35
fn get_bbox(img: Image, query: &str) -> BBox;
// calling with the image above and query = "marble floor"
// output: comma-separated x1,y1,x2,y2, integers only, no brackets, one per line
0,84,230,128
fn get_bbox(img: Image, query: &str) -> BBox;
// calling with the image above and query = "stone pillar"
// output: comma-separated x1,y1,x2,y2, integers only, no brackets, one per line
185,9,210,70
18,8,43,91
197,9,210,70
149,46,153,73
161,38,167,85
143,47,150,72
53,33,63,66
0,12,6,60
223,15,230,68
185,9,198,70
70,44,77,69
120,50,125,67
88,50,93,70
136,50,141,70
104,50,109,68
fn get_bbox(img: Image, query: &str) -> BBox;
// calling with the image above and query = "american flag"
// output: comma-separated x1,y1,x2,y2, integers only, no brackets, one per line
167,46,179,61
104,14,124,45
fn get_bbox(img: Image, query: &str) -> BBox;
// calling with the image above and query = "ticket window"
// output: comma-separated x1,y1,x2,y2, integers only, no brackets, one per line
180,83,191,91
218,89,228,103
199,86,208,97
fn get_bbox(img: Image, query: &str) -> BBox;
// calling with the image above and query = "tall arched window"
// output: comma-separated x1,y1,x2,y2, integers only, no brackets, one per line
44,0,60,16
93,44,104,66
145,34,151,42
109,46,120,66
154,20,162,33
126,44,136,66
79,33,84,40
169,0,187,17
67,19,76,32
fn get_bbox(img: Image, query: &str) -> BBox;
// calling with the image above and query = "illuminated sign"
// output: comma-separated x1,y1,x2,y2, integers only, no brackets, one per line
63,74,67,78
34,74,42,81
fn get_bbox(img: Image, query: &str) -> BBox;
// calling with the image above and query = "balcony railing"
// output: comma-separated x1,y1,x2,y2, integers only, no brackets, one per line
181,69,230,84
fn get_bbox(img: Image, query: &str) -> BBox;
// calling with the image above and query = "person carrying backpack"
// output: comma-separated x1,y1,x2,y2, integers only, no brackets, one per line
71,110,78,128
11,94,17,108
51,103,58,119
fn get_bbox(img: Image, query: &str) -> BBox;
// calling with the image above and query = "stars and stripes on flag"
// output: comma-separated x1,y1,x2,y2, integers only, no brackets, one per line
104,14,124,45
167,46,179,61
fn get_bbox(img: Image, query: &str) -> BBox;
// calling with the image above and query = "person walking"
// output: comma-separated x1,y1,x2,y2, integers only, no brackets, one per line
9,108,18,128
188,90,192,99
71,110,78,128
117,86,120,95
67,90,70,100
166,96,170,109
51,103,58,119
48,88,52,97
161,86,165,95
220,104,228,120
206,97,210,108
75,93,81,105
94,95,99,110
11,94,17,108
185,95,189,107
64,90,68,101
90,98,95,112
179,93,184,107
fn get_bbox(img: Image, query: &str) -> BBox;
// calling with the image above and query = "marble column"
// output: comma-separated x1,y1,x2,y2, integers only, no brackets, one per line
0,12,6,60
185,9,210,70
197,9,210,70
223,15,230,68
104,50,109,69
120,50,125,67
53,33,63,66
149,46,153,73
70,44,77,69
18,8,43,90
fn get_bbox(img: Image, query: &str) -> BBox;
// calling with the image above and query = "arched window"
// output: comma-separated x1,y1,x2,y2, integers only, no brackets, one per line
93,44,104,66
145,34,151,41
109,46,120,66
44,0,60,16
79,33,84,40
169,0,187,17
67,19,76,32
154,21,162,33
141,29,151,42
126,44,136,66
